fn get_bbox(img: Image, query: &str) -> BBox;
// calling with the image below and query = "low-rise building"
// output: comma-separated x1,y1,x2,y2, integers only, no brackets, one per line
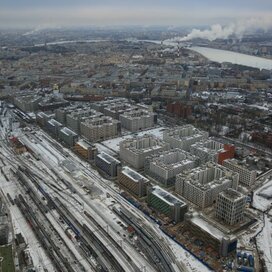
36,112,54,127
120,135,170,169
73,140,97,160
145,149,199,186
46,119,63,138
147,185,188,223
163,125,208,151
190,139,235,165
95,152,121,177
176,162,239,209
118,166,149,197
216,189,247,225
223,158,257,187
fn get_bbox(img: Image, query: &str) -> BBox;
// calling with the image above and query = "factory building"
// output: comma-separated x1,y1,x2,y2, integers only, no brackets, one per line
46,119,63,138
223,158,257,187
163,125,208,151
118,166,149,197
36,112,54,127
190,140,235,165
176,162,239,209
95,152,121,177
119,109,156,132
120,135,170,169
59,127,79,147
73,140,97,160
145,149,199,186
216,189,247,225
147,185,188,223
80,116,121,142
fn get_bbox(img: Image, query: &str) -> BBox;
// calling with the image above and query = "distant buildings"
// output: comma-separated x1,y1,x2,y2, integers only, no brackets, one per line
147,185,188,223
223,158,257,187
118,166,149,197
166,102,192,118
163,125,208,151
95,152,121,177
120,135,170,169
190,140,235,165
145,148,199,186
119,109,156,132
14,95,42,112
215,189,246,225
176,162,239,209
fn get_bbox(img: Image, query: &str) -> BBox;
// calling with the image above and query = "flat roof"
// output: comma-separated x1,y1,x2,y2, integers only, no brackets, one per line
151,185,186,207
98,151,120,164
76,139,92,150
60,127,77,136
122,166,148,182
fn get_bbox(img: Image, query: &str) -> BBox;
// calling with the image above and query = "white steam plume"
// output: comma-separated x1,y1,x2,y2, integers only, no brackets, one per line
170,17,272,42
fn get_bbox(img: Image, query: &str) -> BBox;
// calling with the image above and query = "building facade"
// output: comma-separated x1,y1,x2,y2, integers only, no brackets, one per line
73,140,97,160
145,149,199,186
119,135,170,169
216,189,247,225
59,127,78,147
223,158,257,187
176,162,239,209
95,152,121,177
118,166,149,197
163,125,208,151
147,185,188,223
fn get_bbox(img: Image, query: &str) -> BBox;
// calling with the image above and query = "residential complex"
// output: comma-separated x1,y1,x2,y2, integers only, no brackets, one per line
176,162,239,209
119,109,156,132
145,148,199,186
119,135,170,169
163,125,209,151
223,158,257,187
190,139,235,165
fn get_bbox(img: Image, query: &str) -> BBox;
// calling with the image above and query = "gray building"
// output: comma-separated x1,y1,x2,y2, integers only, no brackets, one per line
145,149,199,186
59,127,79,147
120,135,170,169
216,189,247,225
95,152,121,177
176,162,239,209
163,125,209,151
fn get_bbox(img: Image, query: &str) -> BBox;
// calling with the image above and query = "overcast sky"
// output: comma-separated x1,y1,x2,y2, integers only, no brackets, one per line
1,0,272,29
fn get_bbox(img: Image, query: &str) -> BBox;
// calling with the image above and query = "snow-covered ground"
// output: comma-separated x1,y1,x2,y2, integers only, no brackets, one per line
253,177,272,211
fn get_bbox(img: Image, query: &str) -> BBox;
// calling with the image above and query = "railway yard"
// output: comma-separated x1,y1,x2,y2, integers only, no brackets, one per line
0,106,211,272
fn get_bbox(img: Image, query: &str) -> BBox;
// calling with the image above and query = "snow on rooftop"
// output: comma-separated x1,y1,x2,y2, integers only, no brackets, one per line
122,166,148,182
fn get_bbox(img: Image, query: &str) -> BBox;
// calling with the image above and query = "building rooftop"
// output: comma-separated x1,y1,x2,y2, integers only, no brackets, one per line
60,127,77,136
97,151,120,164
219,188,245,201
76,139,92,150
122,166,149,182
151,185,186,207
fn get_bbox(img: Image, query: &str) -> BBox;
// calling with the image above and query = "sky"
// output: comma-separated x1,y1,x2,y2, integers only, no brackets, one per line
0,0,272,29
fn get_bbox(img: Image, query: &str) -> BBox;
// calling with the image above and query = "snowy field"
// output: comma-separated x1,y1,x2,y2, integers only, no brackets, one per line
253,177,272,211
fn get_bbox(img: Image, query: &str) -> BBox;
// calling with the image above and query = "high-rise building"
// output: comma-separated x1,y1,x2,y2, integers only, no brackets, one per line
120,135,170,169
163,125,208,151
147,185,188,222
223,158,257,187
118,166,149,197
145,148,199,186
190,140,235,165
216,189,247,225
176,162,239,209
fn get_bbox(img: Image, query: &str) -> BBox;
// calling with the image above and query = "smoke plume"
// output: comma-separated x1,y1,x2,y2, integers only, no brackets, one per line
171,17,272,42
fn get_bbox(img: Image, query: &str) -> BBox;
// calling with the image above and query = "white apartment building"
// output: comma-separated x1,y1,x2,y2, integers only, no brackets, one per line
176,162,239,209
223,158,257,187
163,125,208,151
